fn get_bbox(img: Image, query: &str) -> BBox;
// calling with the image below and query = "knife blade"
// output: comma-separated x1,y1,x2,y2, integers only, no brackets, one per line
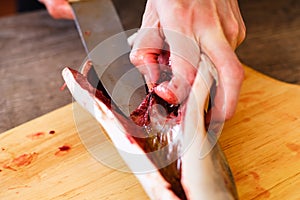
69,0,146,117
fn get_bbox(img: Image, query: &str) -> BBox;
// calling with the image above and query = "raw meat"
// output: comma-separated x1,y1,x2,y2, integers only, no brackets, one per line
62,54,238,199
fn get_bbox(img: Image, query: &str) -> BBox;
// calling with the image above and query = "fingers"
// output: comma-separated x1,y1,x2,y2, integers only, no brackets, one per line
130,28,165,90
202,31,244,121
216,0,246,49
39,0,74,20
129,0,166,90
154,52,197,104
153,28,200,104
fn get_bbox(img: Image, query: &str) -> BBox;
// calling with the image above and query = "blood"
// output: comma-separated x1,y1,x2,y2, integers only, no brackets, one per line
2,153,38,170
12,153,38,167
69,65,187,199
60,83,67,91
129,88,185,199
286,143,300,156
3,165,17,171
242,117,251,123
69,68,111,108
84,30,91,36
249,171,271,198
26,132,45,140
130,93,153,126
49,130,55,134
133,92,180,126
55,145,71,156
126,134,135,144
59,145,71,151
249,171,260,181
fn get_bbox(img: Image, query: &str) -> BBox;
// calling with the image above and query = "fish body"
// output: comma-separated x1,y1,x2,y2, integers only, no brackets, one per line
62,54,238,199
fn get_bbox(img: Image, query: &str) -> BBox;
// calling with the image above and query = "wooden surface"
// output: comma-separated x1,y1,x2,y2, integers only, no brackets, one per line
0,66,300,199
0,103,148,199
0,0,299,133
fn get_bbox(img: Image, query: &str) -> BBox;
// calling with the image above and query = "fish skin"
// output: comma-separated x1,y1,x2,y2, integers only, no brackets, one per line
62,55,238,199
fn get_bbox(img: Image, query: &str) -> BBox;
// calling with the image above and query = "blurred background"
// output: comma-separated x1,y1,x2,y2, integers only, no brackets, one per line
0,0,299,132
1,0,298,82
0,0,45,16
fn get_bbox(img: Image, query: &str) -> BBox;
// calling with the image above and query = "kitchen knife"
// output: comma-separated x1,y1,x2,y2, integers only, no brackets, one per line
69,0,146,117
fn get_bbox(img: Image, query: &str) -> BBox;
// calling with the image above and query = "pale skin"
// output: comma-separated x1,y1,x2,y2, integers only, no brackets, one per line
41,0,246,121
39,0,74,19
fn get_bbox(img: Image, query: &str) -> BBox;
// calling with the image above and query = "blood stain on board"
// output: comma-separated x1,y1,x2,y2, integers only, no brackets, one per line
84,30,91,36
60,83,67,91
255,186,271,198
242,117,251,123
286,143,300,157
248,171,271,198
2,152,38,171
49,130,56,134
239,96,258,103
8,185,30,190
55,145,71,156
3,165,17,171
26,132,45,140
249,171,260,181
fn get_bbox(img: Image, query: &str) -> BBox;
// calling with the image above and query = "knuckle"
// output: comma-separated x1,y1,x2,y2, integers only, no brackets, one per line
129,50,143,66
168,1,191,22
239,25,247,43
227,20,240,39
221,58,245,83
233,61,245,81
48,7,59,19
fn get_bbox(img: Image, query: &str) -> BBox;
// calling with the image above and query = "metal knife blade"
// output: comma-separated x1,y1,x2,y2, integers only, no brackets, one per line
69,0,146,117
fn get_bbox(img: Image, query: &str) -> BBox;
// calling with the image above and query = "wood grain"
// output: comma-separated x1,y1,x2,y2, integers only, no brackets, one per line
220,67,300,199
0,103,148,199
0,66,300,199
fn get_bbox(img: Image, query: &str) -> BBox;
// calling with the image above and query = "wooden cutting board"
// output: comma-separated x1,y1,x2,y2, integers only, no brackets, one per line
0,66,299,199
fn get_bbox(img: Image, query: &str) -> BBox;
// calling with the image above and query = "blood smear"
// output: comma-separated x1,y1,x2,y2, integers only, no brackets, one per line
55,145,71,156
59,145,70,151
26,132,45,140
12,153,38,167
84,30,91,36
60,83,67,91
2,152,38,170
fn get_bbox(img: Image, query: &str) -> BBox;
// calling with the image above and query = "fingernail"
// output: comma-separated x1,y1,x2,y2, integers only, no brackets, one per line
154,83,179,105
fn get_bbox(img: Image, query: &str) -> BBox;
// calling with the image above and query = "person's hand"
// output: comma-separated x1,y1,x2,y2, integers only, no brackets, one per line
39,0,74,19
130,0,246,121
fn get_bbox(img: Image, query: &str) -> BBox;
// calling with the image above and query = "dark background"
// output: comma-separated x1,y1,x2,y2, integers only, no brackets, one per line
0,0,299,132
1,0,298,84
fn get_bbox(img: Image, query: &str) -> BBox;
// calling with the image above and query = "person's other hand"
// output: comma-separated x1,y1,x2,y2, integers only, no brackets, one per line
39,0,74,19
130,0,246,121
